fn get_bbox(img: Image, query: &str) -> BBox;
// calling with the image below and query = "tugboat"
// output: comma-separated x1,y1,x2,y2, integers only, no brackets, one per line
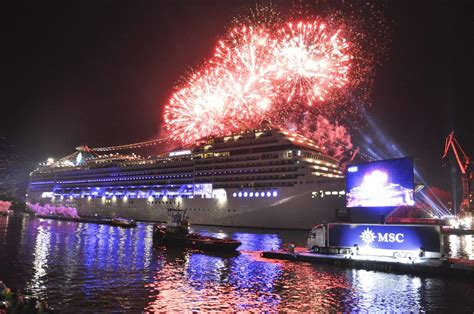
109,217,137,228
153,209,241,252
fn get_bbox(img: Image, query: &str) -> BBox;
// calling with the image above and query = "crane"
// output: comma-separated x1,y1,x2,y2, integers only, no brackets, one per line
442,131,472,214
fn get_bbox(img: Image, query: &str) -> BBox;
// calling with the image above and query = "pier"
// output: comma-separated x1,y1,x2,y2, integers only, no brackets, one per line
261,249,474,278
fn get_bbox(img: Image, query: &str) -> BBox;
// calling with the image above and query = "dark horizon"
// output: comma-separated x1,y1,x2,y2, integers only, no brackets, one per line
1,0,472,197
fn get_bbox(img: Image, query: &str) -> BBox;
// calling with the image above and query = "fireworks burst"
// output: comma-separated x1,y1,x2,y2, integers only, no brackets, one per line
164,21,353,145
212,26,276,125
233,2,282,30
163,69,232,143
162,2,389,150
273,21,352,106
164,26,277,143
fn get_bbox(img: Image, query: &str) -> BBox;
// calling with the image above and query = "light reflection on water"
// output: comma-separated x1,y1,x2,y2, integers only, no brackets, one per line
0,214,473,312
30,224,50,293
446,234,474,260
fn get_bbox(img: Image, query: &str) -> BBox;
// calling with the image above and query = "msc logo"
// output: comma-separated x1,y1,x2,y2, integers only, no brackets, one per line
347,166,358,173
359,228,405,245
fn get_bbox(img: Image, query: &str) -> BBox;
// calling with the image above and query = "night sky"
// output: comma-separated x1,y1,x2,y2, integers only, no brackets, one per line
0,1,472,194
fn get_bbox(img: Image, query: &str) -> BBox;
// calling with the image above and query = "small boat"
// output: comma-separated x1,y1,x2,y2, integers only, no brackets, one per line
110,217,137,228
153,209,241,252
35,214,137,228
36,214,79,222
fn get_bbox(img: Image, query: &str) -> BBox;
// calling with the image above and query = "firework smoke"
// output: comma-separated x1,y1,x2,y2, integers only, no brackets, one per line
301,114,353,159
0,200,11,213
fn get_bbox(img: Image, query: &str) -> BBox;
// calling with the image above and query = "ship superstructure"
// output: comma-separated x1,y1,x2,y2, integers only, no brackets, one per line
27,127,381,229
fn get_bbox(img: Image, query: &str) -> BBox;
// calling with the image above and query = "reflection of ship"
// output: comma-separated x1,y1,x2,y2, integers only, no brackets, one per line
26,127,390,229
347,170,414,207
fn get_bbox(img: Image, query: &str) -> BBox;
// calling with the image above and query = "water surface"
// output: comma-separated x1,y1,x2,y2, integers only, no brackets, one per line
0,214,473,312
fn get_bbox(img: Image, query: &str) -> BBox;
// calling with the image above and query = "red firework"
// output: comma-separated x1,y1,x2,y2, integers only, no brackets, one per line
273,21,352,106
212,26,276,124
164,26,277,144
163,68,234,143
163,20,354,145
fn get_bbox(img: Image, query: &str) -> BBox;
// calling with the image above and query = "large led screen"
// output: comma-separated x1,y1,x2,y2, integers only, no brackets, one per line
346,157,414,208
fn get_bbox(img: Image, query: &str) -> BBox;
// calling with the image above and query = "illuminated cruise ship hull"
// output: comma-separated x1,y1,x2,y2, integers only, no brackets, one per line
27,128,394,229
28,185,387,229
53,187,346,229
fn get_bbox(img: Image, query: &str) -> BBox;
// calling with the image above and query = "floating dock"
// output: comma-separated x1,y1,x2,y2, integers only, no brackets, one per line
261,249,474,278
443,228,474,235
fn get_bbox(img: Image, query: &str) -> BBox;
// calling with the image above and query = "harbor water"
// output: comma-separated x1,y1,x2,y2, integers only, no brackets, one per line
1,213,473,312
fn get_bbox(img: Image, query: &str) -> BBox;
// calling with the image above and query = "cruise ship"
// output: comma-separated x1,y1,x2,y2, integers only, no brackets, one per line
26,127,385,229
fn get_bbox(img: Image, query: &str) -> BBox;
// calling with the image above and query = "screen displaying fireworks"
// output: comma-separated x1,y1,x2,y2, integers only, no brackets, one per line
163,2,389,158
